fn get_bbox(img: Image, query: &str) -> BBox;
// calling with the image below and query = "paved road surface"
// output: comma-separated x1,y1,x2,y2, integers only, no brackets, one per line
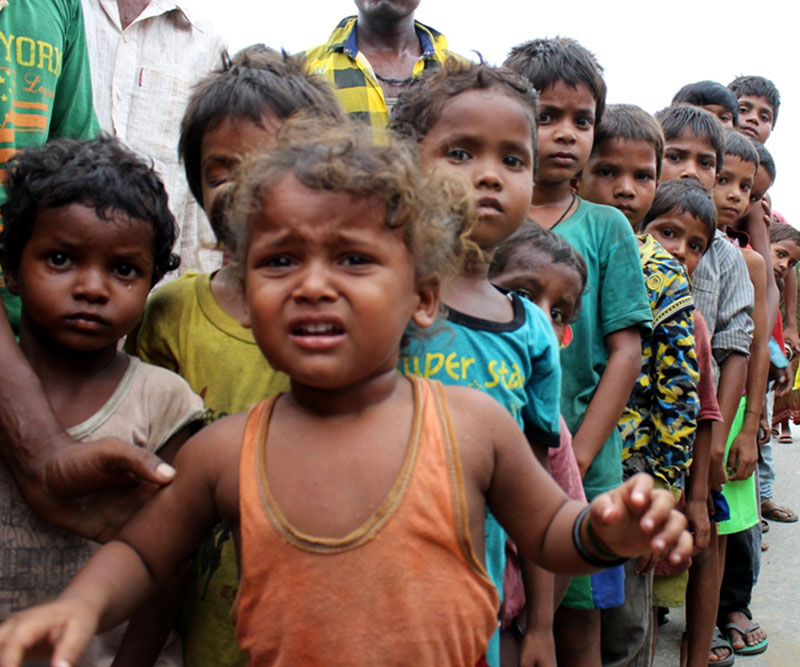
654,427,800,666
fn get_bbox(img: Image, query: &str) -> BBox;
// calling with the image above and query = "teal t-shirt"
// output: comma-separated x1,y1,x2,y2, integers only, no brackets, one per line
0,0,99,332
553,198,652,499
401,291,561,667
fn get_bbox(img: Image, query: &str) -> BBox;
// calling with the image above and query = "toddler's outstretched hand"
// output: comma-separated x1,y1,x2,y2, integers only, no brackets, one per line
587,473,692,565
0,597,98,667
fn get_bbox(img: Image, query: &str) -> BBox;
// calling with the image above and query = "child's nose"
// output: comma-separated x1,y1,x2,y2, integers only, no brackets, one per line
73,267,109,303
474,161,502,190
292,260,336,302
615,176,635,197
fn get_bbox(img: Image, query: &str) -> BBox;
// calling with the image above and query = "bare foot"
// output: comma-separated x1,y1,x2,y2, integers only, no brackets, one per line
725,611,767,651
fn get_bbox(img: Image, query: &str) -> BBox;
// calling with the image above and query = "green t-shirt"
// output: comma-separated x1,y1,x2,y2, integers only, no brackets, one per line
553,198,652,499
0,0,99,331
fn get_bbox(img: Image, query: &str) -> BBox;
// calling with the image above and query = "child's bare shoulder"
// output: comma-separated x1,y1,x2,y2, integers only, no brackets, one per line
440,384,527,463
170,411,249,520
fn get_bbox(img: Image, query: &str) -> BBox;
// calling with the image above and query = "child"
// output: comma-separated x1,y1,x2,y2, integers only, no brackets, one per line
655,104,724,192
505,37,652,666
655,105,755,665
124,46,345,667
639,179,724,667
711,129,770,661
728,75,780,144
762,223,800,522
672,80,739,127
577,103,701,666
0,135,205,664
0,114,692,667
488,222,589,662
389,60,561,667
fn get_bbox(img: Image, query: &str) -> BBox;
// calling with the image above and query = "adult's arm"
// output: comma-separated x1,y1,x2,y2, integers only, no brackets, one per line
0,307,176,540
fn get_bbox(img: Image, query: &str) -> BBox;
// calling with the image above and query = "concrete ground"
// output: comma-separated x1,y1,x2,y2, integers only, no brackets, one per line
654,427,800,666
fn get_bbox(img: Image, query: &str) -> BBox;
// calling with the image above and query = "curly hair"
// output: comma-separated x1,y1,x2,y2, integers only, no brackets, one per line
1,134,178,283
230,115,474,287
388,58,538,158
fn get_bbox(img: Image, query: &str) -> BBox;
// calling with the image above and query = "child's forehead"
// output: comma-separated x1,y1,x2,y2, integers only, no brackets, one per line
667,127,715,152
202,113,281,157
432,88,534,143
594,136,657,163
539,80,597,111
722,153,757,179
254,175,393,238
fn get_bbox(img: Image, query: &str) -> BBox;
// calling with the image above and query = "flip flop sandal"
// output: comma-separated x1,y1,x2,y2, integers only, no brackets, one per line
725,621,768,656
778,433,793,443
761,501,799,522
761,519,770,533
708,627,735,666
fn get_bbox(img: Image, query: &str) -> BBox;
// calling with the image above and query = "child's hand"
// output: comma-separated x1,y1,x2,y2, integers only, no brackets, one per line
588,474,692,565
726,430,757,481
0,598,98,667
685,497,711,554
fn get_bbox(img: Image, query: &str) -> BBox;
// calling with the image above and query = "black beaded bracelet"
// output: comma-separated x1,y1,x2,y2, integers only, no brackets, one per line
572,506,628,568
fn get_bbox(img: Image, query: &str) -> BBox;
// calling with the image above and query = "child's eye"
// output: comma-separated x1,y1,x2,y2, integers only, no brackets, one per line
665,152,681,163
719,114,732,123
46,252,71,268
445,148,470,162
659,228,675,238
750,193,761,203
504,155,525,168
551,309,566,324
741,183,751,192
513,287,534,301
717,176,728,185
342,253,373,267
635,172,653,181
594,167,613,178
537,112,552,124
739,106,749,115
263,255,294,269
113,263,142,279
689,241,704,254
700,159,715,170
575,116,593,128
760,114,772,123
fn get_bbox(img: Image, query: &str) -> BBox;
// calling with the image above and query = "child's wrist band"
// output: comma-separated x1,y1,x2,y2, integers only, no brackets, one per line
572,506,628,568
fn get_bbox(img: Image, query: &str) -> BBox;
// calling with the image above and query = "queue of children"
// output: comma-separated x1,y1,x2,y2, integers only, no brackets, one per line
0,25,792,667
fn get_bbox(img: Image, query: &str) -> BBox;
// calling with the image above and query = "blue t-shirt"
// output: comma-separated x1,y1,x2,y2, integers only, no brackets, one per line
401,291,561,667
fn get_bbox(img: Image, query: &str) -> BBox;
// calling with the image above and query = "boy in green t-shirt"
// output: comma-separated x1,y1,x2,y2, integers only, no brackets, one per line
505,37,652,666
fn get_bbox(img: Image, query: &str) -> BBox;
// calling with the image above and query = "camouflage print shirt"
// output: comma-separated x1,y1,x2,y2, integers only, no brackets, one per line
619,235,700,490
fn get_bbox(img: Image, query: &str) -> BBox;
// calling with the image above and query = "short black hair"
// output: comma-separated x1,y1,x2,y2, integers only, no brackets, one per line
672,80,739,125
1,134,178,283
179,45,344,209
389,58,539,159
489,220,588,316
723,128,759,169
769,221,800,247
639,179,716,247
728,75,780,126
593,104,664,178
654,105,725,174
753,140,776,184
504,37,606,126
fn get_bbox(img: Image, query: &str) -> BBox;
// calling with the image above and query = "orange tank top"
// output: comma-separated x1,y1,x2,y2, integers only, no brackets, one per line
235,375,498,665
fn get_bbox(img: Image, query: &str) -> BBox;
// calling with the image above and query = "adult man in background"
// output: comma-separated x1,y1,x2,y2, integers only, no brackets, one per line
81,0,226,274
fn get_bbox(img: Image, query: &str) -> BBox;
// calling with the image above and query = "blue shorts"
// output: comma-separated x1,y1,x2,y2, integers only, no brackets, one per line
561,564,625,610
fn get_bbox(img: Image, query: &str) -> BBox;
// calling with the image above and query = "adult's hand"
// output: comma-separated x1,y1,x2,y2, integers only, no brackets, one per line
13,435,175,542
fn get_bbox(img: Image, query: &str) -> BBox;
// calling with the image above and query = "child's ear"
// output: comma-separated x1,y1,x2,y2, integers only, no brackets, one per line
1,259,20,295
410,275,439,329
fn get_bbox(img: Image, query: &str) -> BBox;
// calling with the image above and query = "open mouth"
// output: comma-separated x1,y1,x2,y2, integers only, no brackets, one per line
477,196,503,214
292,321,344,336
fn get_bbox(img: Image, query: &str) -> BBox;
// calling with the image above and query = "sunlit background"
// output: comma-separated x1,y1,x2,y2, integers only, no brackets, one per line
187,0,797,225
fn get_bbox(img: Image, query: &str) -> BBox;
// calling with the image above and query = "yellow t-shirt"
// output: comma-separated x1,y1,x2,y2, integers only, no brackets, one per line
127,271,290,667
